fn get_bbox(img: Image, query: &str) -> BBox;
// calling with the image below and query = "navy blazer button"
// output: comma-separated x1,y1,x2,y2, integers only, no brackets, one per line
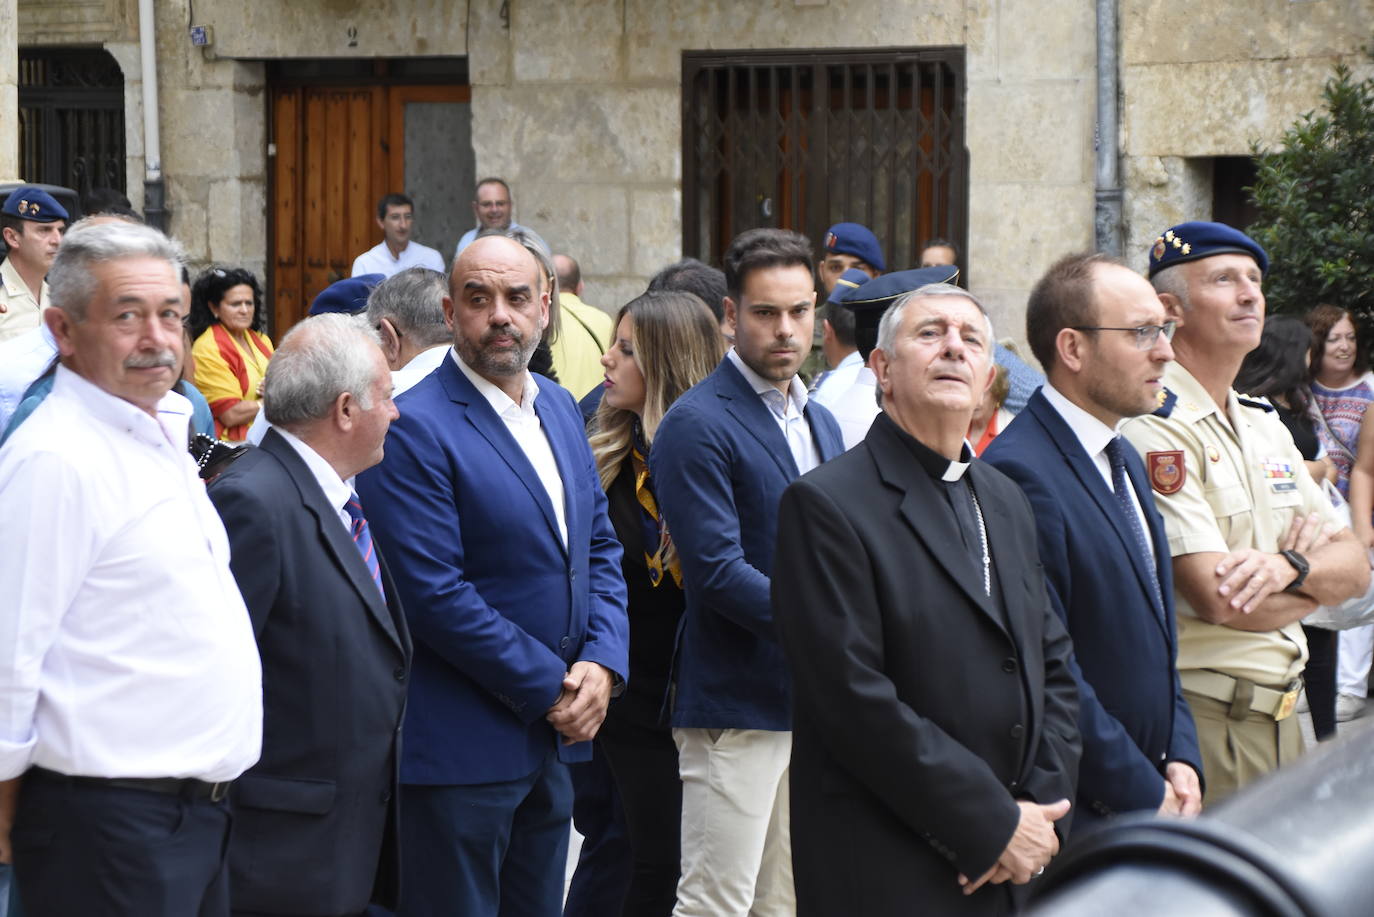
1010,724,1024,739
1001,658,1018,673
380,790,391,804
559,636,571,650
393,666,406,681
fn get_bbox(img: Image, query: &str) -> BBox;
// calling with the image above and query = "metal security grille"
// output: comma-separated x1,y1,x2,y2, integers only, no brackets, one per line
18,49,126,196
683,48,966,278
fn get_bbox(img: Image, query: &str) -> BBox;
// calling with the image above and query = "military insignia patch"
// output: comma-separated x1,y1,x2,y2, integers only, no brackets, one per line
824,231,838,249
1152,238,1166,260
1147,450,1186,495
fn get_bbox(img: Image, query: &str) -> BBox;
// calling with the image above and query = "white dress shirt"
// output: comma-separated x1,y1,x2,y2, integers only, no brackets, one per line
1041,382,1155,562
0,323,58,432
810,350,863,409
827,366,883,451
350,240,446,279
726,348,820,475
273,427,354,534
392,344,449,397
451,349,568,547
0,367,263,781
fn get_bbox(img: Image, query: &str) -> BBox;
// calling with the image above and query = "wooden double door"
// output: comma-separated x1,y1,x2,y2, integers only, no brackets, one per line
268,81,472,336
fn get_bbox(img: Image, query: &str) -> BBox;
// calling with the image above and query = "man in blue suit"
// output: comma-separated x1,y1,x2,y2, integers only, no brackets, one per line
651,228,844,916
983,252,1203,830
356,233,629,917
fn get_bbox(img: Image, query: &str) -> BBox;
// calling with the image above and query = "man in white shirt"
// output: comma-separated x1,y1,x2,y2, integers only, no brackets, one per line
453,177,548,257
809,267,869,408
0,219,262,917
350,193,446,279
207,314,410,916
365,266,452,396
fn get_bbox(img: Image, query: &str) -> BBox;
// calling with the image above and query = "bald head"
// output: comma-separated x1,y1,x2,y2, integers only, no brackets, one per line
553,254,582,295
446,234,550,399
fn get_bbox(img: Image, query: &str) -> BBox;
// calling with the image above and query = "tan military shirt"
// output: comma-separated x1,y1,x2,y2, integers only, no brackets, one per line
1122,361,1340,686
0,258,46,343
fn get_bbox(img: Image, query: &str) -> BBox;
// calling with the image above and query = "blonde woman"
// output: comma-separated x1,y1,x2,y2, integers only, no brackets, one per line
587,290,724,916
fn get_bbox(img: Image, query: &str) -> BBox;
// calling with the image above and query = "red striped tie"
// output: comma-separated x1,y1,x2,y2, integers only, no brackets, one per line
345,492,385,599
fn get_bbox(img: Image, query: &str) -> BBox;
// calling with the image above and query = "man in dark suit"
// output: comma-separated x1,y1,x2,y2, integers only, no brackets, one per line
772,280,1079,917
651,228,843,916
983,252,1203,829
356,233,629,917
207,314,410,917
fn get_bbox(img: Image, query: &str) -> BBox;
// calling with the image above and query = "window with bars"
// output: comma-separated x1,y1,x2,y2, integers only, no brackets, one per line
682,48,967,280
18,48,126,197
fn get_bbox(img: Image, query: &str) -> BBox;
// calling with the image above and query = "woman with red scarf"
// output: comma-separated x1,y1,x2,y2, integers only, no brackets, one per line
189,267,275,440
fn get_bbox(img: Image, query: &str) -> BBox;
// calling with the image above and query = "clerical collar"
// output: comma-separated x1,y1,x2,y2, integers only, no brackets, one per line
882,413,974,481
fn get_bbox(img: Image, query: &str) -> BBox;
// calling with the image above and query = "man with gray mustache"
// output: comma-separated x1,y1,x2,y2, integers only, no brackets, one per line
0,219,262,916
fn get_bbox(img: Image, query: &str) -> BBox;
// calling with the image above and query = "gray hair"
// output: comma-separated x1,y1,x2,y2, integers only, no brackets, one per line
875,282,996,354
365,267,451,349
47,220,185,321
262,313,383,429
1150,264,1190,308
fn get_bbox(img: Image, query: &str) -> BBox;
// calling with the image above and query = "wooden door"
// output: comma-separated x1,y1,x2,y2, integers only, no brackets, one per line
268,82,471,338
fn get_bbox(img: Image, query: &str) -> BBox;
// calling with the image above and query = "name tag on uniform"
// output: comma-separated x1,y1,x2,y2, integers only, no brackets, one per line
1261,458,1297,492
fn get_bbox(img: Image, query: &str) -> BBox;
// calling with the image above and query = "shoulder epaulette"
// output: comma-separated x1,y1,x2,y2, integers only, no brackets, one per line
1151,387,1178,418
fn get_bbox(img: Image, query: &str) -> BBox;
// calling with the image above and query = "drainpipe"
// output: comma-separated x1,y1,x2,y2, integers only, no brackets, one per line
138,0,167,231
1094,0,1123,256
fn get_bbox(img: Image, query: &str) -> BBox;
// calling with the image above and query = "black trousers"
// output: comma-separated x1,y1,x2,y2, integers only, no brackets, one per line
12,769,232,917
598,707,683,917
1303,624,1339,740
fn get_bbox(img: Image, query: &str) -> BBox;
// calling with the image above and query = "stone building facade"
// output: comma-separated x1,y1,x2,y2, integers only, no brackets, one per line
7,0,1372,349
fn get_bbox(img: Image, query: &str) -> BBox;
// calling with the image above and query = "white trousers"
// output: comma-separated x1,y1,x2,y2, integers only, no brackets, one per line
1338,623,1374,696
672,727,795,917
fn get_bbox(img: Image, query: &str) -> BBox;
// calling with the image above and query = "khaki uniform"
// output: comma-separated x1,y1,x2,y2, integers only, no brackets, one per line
0,258,47,344
1123,361,1340,801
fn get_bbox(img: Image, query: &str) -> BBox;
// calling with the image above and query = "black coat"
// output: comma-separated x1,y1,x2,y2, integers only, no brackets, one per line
208,429,412,916
773,412,1080,917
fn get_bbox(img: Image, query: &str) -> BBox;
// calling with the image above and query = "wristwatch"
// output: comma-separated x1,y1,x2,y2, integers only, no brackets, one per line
1281,549,1310,592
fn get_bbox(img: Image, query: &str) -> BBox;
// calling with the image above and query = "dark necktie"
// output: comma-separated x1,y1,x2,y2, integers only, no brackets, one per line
1105,437,1164,611
345,492,386,599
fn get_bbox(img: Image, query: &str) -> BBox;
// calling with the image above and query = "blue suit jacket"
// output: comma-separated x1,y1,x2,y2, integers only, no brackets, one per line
356,355,629,786
983,389,1201,825
650,357,844,731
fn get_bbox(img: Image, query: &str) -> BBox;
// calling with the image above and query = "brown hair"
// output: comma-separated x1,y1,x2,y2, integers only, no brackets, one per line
1025,251,1125,371
589,291,725,490
1306,304,1367,381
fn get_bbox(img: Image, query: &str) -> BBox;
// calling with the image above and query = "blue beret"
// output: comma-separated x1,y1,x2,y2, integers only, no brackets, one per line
309,274,384,315
1,187,69,223
840,264,961,318
823,222,886,273
826,267,874,304
1147,221,1268,278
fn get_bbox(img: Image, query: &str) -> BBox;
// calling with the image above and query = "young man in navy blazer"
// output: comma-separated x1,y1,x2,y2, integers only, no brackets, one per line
983,252,1203,829
356,233,629,917
651,228,844,917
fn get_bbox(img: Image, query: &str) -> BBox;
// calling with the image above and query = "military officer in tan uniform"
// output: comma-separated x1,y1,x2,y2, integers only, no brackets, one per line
1123,221,1369,802
0,187,67,342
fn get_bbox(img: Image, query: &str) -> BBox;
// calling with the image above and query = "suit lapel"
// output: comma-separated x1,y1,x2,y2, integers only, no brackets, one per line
260,431,404,652
440,358,568,556
1028,395,1169,632
533,387,577,558
870,417,1007,634
715,361,799,480
805,401,844,462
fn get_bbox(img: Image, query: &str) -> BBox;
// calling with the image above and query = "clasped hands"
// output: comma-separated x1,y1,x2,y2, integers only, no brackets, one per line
958,798,1070,895
545,660,614,746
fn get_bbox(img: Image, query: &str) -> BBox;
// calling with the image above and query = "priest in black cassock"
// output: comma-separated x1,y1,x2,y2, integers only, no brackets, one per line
772,274,1080,917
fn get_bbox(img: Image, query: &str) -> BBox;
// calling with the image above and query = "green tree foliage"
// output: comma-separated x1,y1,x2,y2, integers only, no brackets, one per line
1248,56,1374,320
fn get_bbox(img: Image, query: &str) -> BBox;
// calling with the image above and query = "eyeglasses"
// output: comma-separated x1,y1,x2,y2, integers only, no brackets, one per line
1070,320,1177,350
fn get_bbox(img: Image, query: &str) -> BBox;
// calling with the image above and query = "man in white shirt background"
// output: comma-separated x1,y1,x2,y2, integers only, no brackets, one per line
365,266,454,396
809,266,869,408
0,219,262,917
351,193,446,279
453,177,548,258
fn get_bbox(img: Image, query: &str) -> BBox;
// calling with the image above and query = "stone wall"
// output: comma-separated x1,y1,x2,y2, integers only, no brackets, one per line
466,0,1101,341
1119,0,1374,273
1,0,16,179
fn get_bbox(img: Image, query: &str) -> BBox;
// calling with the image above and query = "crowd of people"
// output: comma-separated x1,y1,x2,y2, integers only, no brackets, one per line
0,173,1370,917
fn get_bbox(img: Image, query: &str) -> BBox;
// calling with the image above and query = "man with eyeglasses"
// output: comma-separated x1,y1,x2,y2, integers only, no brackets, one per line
984,252,1203,834
1120,222,1368,802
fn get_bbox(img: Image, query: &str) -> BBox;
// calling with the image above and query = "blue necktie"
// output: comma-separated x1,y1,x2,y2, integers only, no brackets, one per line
1105,437,1164,611
344,492,385,599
